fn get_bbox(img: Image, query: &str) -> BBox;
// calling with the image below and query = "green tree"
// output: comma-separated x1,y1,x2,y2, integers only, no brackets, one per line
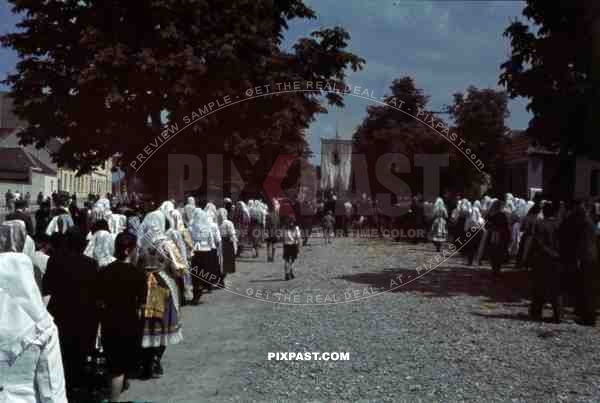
448,86,511,196
499,0,600,197
1,0,364,198
353,77,452,198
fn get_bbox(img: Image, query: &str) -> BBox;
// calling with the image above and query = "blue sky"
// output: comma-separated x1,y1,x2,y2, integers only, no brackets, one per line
0,0,531,165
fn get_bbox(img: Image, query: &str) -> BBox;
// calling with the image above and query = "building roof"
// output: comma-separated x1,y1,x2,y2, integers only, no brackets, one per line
0,92,24,128
0,146,57,184
27,152,57,175
504,129,558,163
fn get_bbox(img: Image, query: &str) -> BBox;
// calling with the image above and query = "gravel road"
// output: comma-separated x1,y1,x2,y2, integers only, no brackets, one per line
122,234,600,403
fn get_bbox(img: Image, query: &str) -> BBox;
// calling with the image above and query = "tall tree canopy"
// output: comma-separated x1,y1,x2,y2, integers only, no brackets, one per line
448,86,510,195
499,0,600,196
1,0,364,197
353,77,453,198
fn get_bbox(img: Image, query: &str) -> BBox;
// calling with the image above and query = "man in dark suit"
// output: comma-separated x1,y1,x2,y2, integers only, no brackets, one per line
6,198,34,236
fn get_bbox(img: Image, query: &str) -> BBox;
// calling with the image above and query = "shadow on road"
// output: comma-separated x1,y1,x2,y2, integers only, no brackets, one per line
337,265,531,305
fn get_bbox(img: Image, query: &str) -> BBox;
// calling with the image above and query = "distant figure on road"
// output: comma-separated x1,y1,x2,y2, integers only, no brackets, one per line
6,188,15,210
283,216,302,281
322,210,335,244
37,191,44,206
431,197,448,252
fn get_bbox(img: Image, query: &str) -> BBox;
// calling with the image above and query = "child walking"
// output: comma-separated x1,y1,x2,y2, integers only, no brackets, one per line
322,210,335,244
283,216,302,280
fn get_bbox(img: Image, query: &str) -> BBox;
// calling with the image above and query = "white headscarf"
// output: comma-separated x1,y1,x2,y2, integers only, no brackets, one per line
460,199,472,217
465,206,484,231
0,220,35,261
217,208,228,226
45,213,74,235
204,202,218,219
433,197,446,216
0,253,59,366
184,197,196,224
190,208,213,251
159,201,175,228
139,210,168,251
85,230,116,268
108,213,127,234
169,209,185,232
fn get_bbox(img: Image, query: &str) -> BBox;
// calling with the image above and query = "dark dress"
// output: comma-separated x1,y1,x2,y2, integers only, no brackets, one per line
222,236,236,274
486,211,510,273
98,260,147,375
42,252,100,388
35,208,51,241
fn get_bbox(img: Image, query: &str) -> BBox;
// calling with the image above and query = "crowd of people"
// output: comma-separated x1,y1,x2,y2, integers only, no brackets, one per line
2,189,600,401
0,191,306,402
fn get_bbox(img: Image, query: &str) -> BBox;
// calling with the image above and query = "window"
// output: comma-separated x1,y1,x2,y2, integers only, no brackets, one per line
591,169,599,197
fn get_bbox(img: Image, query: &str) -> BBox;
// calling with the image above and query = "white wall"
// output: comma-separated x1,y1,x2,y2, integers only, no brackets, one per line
527,156,544,189
0,172,55,205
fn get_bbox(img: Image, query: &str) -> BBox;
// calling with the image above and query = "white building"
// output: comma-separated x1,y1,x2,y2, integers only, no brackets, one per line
0,144,57,201
0,91,113,202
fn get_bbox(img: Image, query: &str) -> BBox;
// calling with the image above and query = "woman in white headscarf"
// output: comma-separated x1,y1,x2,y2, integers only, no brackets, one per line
217,208,237,284
0,252,67,402
205,208,222,289
189,208,214,304
431,197,448,252
166,209,194,303
137,209,183,378
480,195,492,218
183,196,196,225
2,219,36,259
85,230,116,268
107,212,127,235
464,206,485,265
159,201,176,230
233,201,250,256
45,210,75,236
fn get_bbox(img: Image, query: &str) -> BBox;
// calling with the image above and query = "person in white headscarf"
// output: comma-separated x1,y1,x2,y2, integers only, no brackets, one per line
2,219,36,259
233,201,250,256
189,208,214,304
45,210,75,236
2,219,41,290
107,212,127,235
136,209,183,378
183,196,196,225
431,197,448,252
464,206,485,265
0,252,67,403
480,195,492,218
217,208,237,285
85,230,116,268
166,209,194,303
159,201,175,228
205,208,222,289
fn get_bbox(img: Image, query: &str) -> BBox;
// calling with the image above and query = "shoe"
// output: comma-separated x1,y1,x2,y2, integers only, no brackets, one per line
285,273,290,281
140,364,153,380
290,272,295,279
151,359,163,378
